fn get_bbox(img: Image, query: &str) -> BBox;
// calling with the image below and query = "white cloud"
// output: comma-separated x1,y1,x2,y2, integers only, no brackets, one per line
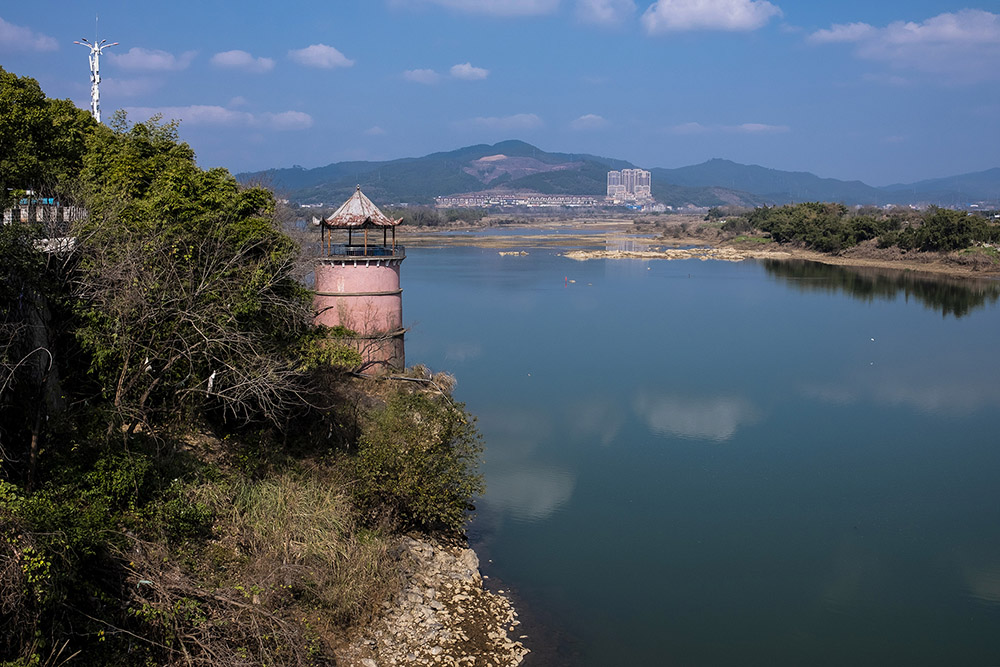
575,0,636,25
288,44,354,69
124,105,312,131
110,47,196,71
670,121,788,134
809,10,1000,81
210,49,275,73
733,122,789,133
403,68,441,84
642,0,782,33
570,113,608,130
450,62,489,80
0,17,58,52
365,125,388,136
394,0,559,16
229,96,248,107
261,111,313,131
808,22,875,44
466,113,543,130
670,121,709,134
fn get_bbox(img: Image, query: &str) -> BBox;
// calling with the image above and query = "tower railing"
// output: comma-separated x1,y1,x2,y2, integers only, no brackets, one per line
323,243,405,259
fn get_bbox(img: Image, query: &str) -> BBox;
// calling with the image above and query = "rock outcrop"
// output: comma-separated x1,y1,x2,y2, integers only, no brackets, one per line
338,536,529,666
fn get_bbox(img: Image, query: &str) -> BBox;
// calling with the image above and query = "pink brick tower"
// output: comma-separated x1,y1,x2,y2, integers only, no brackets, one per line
313,186,405,370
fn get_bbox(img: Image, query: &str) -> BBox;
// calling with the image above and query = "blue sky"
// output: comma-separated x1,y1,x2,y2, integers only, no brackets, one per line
2,0,998,185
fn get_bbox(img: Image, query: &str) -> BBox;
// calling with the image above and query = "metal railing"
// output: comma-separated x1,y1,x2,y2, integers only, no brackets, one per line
324,243,405,259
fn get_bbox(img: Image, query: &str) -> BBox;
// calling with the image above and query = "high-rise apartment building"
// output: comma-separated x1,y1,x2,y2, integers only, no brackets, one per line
607,168,652,202
607,170,626,199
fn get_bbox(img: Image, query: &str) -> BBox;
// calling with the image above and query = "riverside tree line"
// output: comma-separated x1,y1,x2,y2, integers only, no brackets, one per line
0,67,483,665
710,202,1000,256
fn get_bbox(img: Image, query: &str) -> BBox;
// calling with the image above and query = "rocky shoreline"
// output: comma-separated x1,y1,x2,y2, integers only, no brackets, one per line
337,536,529,666
562,244,1000,278
563,246,791,263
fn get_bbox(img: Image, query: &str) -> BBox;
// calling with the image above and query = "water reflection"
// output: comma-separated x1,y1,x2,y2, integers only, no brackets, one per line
484,466,577,523
801,370,1000,415
565,397,623,446
444,342,482,362
762,260,1000,318
633,392,758,442
820,535,883,614
965,565,1000,605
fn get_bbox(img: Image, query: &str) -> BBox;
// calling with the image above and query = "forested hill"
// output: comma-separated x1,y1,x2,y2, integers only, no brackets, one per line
881,167,1000,207
652,159,885,206
237,140,767,208
238,142,999,209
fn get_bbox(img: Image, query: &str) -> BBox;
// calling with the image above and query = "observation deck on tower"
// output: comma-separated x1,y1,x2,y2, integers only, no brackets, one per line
314,185,404,260
313,186,406,370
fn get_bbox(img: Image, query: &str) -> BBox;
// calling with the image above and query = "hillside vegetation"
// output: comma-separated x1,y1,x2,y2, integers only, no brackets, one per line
239,140,765,208
1,67,483,666
240,144,1000,209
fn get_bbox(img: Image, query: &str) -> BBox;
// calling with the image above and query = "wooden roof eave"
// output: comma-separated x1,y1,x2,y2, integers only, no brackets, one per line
321,217,404,230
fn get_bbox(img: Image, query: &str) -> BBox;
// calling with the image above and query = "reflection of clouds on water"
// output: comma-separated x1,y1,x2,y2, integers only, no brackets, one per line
802,373,1000,415
444,341,482,362
958,549,1000,605
481,465,576,523
819,535,882,613
476,406,553,463
472,404,574,524
633,393,758,442
566,397,622,446
965,566,1000,604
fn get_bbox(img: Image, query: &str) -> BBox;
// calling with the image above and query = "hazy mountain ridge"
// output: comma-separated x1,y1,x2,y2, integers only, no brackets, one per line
237,142,998,208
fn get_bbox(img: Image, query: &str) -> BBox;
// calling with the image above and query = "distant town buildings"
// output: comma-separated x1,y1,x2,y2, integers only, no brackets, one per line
607,169,652,204
435,192,603,209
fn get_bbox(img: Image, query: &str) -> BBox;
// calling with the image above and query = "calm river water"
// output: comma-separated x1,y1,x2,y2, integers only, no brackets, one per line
402,243,1000,666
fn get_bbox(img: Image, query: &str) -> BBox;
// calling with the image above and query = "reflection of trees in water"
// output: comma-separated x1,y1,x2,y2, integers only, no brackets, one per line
762,260,1000,318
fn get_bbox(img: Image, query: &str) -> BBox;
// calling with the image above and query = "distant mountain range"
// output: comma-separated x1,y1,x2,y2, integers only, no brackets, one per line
237,140,1000,209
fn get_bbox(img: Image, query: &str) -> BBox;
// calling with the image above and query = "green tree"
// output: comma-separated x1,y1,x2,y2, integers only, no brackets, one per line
72,113,315,433
0,67,96,209
906,207,989,252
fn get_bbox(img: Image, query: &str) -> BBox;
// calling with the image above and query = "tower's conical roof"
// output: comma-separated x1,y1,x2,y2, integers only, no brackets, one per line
320,185,401,229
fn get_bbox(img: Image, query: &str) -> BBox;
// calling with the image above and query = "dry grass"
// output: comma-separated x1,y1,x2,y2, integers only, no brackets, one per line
118,470,402,665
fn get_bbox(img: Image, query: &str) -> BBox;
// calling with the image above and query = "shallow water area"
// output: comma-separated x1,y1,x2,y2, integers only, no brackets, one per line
403,244,1000,666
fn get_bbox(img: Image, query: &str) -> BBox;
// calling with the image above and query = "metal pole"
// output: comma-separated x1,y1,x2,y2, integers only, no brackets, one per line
74,27,118,123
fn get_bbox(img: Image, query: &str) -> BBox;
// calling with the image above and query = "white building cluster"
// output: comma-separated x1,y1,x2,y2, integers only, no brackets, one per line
607,169,652,204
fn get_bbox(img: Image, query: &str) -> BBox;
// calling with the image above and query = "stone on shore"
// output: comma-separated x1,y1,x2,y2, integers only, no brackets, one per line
337,536,529,666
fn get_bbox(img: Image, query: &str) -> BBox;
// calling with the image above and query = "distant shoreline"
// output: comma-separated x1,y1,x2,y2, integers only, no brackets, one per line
401,220,1000,280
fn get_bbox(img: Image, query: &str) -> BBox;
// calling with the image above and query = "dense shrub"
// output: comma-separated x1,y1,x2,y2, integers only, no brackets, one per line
353,390,484,533
896,208,994,252
742,203,995,254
